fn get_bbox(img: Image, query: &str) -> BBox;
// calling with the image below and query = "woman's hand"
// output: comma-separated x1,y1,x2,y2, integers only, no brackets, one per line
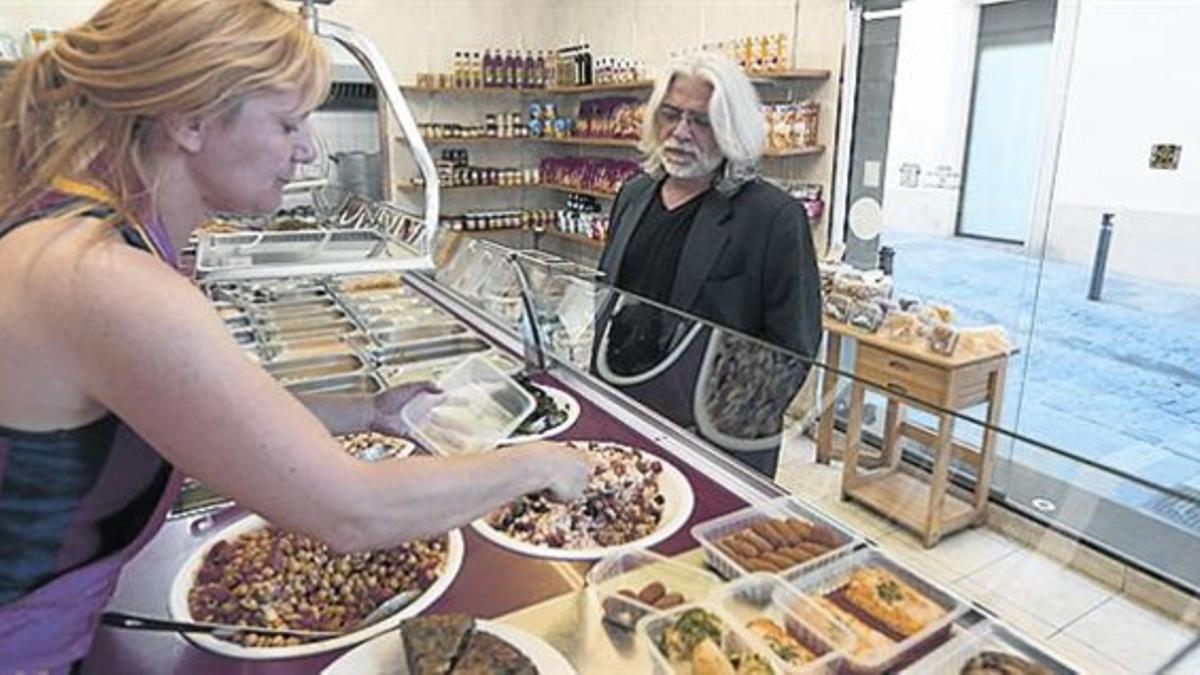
514,441,594,502
369,381,440,437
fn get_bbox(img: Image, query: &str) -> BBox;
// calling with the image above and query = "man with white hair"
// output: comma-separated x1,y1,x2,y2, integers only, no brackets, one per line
594,51,822,477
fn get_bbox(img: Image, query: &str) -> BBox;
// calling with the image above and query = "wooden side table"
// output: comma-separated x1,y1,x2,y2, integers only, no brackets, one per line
817,320,1008,547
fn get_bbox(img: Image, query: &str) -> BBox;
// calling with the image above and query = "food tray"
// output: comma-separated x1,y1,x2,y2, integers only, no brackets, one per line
258,334,368,363
255,308,349,330
372,335,491,368
709,574,855,674
251,299,342,321
586,548,723,630
501,384,580,444
258,318,360,342
402,355,534,456
194,229,427,281
264,353,366,386
168,514,464,660
690,495,861,581
638,602,788,675
471,442,695,561
784,549,968,674
284,372,384,396
323,620,575,674
902,619,1077,674
370,323,467,346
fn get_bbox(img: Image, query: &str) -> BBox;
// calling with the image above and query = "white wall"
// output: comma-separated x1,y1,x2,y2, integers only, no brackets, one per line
1043,0,1200,288
880,0,980,239
876,0,1200,290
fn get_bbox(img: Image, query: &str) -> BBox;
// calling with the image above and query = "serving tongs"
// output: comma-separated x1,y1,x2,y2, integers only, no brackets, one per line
101,588,422,640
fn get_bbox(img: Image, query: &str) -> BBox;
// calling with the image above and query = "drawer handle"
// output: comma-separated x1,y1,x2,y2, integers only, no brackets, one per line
886,383,909,396
888,360,910,372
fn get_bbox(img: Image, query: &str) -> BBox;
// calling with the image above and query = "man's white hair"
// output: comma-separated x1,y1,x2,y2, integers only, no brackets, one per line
639,51,766,176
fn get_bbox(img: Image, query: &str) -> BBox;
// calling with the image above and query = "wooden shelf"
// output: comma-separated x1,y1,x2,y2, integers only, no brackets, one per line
402,135,522,144
750,68,831,83
545,80,654,94
536,229,605,249
401,80,652,95
534,136,640,149
401,85,526,95
396,183,531,192
763,144,825,158
402,71,825,95
540,183,618,200
844,470,975,534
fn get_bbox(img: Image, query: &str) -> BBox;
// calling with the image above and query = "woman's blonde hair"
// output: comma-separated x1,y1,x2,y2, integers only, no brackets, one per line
639,51,766,177
0,0,331,219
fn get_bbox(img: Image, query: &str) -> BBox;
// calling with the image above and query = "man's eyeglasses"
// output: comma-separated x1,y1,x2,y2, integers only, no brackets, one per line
656,104,712,133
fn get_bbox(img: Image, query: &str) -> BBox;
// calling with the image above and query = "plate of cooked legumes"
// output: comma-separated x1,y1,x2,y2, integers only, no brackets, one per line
169,514,465,659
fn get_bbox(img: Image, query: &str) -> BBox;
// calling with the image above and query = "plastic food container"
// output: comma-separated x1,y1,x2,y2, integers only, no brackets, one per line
401,355,534,456
585,549,723,630
638,602,788,675
902,619,1078,674
690,495,861,581
783,549,968,674
708,573,855,674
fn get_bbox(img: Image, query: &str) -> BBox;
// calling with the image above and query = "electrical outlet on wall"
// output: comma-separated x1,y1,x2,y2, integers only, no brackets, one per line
1149,143,1182,170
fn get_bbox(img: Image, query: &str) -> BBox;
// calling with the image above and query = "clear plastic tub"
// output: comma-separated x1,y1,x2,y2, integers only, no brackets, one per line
638,601,788,675
401,355,534,456
690,495,861,581
783,549,969,674
585,548,723,630
901,619,1077,674
708,573,856,674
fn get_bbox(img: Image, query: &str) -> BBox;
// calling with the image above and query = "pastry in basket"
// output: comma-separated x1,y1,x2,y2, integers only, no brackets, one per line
400,614,538,675
960,651,1054,675
842,567,946,638
745,617,816,665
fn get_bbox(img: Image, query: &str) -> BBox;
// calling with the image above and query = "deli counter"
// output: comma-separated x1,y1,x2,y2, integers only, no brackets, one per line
79,229,1077,674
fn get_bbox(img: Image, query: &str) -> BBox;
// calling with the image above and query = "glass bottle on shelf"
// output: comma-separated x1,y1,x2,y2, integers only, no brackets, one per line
523,50,536,89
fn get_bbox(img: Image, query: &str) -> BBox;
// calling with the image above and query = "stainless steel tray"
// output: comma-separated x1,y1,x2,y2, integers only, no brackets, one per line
372,335,491,367
258,334,368,363
257,318,359,342
194,229,428,281
263,353,366,385
284,372,384,395
370,323,467,345
254,308,348,330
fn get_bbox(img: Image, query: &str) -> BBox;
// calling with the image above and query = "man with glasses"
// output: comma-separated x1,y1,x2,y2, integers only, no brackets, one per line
593,51,822,478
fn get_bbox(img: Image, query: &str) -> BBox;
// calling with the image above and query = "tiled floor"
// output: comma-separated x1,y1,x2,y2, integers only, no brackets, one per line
774,432,1200,674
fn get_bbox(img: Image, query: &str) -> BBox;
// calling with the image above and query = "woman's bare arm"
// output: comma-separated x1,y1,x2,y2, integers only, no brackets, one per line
31,223,589,551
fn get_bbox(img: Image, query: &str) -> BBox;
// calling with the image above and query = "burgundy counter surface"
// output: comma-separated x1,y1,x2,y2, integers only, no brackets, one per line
82,367,772,674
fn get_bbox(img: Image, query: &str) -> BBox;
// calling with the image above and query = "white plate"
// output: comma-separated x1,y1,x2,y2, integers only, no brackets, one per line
169,515,465,660
471,444,695,560
501,386,581,445
322,620,575,674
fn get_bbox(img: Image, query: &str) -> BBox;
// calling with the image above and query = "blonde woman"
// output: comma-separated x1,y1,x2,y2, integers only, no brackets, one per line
0,1,589,669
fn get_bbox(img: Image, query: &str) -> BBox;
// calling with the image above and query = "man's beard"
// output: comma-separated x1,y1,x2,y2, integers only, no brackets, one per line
660,141,723,179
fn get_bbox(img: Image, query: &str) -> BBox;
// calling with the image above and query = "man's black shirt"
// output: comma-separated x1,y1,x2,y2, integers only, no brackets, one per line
607,184,707,375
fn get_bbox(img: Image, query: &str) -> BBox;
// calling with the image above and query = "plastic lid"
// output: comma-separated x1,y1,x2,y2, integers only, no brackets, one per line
401,355,535,456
